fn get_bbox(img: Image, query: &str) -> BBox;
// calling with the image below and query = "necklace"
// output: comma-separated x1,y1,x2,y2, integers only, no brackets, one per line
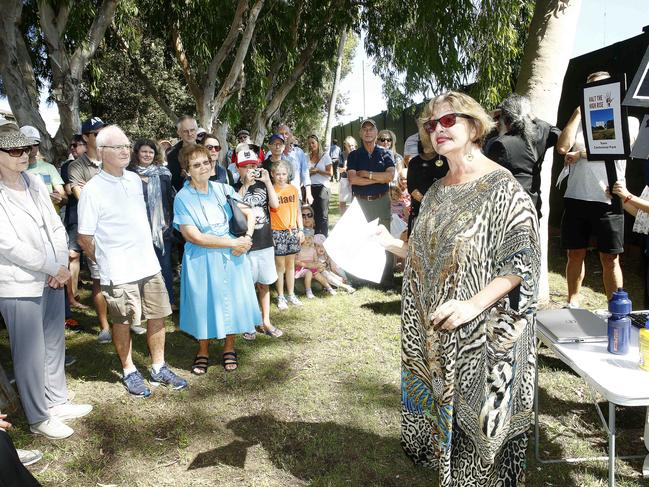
193,183,225,226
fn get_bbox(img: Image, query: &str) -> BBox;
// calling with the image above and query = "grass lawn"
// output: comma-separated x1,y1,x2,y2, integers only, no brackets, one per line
1,185,649,486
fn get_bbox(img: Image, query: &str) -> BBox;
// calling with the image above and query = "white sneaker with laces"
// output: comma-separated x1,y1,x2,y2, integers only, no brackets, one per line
277,295,288,310
286,294,303,306
30,417,73,439
49,402,93,422
305,288,315,299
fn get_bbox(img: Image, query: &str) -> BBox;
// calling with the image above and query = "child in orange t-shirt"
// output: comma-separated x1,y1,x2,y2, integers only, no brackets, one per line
270,160,305,310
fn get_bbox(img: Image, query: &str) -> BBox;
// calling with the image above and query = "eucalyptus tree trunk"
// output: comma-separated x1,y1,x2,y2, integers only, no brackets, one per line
0,0,57,160
324,29,348,150
515,0,583,304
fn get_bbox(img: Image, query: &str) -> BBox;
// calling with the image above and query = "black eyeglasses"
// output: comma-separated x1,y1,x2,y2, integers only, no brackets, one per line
379,138,392,143
0,147,31,157
302,212,313,218
423,113,472,133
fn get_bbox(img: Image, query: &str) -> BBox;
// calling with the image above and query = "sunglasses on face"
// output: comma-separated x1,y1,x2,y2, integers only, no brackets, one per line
379,138,392,143
0,147,31,157
423,113,472,133
206,144,221,152
302,212,313,218
70,142,86,149
190,160,212,170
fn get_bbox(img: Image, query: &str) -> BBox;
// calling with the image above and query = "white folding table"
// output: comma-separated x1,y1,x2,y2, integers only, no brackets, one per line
535,322,649,487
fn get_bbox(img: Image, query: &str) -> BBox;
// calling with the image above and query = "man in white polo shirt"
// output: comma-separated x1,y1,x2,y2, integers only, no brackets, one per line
77,125,187,397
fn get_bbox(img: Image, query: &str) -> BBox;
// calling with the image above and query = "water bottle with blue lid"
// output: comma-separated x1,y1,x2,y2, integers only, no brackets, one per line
608,288,631,355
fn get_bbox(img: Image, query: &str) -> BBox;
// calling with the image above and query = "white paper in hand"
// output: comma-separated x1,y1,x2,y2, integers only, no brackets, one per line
390,213,408,238
323,199,386,283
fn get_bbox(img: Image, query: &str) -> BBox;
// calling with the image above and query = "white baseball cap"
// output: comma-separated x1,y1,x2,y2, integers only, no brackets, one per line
19,125,41,144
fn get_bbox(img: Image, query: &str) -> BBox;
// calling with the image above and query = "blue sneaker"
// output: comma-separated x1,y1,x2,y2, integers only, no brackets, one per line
123,370,151,398
149,364,188,390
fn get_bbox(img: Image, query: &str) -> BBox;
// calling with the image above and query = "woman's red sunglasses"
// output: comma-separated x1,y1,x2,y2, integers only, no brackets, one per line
206,144,221,152
423,113,472,133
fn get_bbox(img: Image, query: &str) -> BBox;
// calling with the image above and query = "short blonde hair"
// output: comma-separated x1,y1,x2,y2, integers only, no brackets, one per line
343,136,357,152
419,92,495,145
416,115,435,155
271,159,291,174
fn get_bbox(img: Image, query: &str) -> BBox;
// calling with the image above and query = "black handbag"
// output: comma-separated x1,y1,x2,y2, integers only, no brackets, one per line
226,195,248,237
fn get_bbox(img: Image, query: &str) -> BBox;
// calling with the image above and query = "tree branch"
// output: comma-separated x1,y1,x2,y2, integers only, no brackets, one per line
38,0,70,75
70,0,118,78
211,0,265,122
55,3,70,38
203,0,248,101
261,1,304,106
171,25,202,102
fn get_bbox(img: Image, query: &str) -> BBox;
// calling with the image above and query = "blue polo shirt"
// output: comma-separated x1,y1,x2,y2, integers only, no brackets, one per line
346,145,395,196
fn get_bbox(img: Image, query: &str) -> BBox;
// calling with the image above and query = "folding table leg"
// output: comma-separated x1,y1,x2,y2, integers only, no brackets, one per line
643,407,649,478
609,403,616,487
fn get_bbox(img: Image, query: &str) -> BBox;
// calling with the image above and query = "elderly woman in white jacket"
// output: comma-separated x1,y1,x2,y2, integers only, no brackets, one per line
0,121,91,440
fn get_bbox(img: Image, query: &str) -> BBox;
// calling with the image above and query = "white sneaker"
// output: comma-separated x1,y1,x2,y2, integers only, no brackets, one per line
49,402,93,422
130,325,147,335
17,449,43,466
305,288,315,299
286,294,303,306
30,417,73,439
325,287,337,296
97,329,112,344
277,295,288,310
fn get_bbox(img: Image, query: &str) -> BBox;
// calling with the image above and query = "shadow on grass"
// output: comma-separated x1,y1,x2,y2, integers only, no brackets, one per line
361,299,402,316
341,374,400,409
189,414,431,486
61,320,309,384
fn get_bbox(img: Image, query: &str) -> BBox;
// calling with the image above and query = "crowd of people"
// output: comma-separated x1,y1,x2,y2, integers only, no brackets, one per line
0,68,646,486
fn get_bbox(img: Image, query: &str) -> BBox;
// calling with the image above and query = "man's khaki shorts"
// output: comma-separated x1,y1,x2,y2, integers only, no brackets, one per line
101,272,171,325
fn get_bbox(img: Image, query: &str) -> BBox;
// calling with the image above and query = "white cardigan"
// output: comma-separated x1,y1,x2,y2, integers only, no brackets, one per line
0,172,68,298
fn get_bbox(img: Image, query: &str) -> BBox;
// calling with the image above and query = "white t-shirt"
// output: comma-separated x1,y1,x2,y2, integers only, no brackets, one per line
565,118,639,204
78,170,161,285
310,153,332,187
403,133,420,159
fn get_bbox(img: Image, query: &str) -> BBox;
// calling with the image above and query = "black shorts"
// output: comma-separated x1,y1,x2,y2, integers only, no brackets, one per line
561,198,624,254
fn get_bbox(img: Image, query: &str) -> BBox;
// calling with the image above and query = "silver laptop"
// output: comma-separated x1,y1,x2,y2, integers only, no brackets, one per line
537,308,608,343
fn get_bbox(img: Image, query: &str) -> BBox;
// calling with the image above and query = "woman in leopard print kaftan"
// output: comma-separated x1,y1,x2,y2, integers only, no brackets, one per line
378,92,540,486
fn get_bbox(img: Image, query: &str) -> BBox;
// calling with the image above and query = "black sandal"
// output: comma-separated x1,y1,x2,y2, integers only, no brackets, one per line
192,355,209,375
222,351,238,372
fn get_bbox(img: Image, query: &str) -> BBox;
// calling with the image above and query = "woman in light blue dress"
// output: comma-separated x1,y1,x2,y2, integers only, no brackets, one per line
173,144,260,372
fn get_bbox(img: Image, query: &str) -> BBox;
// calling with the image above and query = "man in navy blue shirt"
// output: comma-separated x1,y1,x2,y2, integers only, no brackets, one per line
347,118,396,287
